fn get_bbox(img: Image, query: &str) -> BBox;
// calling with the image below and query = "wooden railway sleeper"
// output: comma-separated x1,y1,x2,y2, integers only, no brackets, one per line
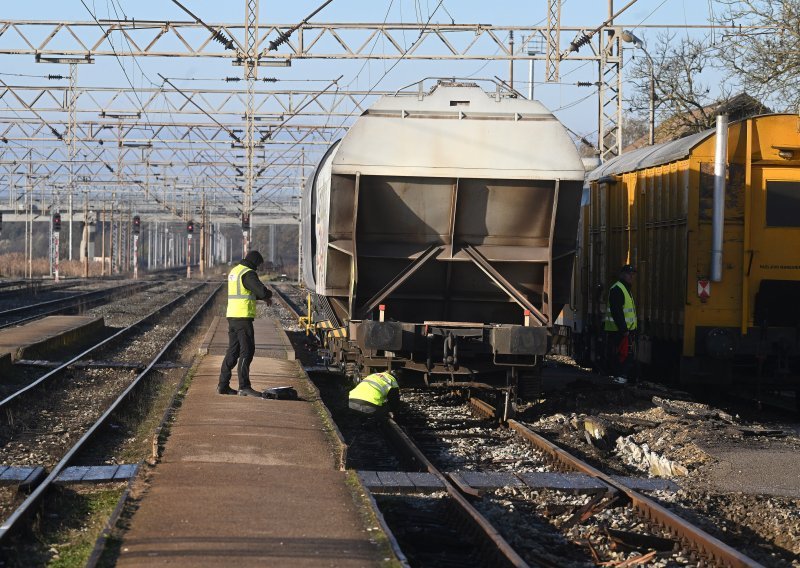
560,489,622,530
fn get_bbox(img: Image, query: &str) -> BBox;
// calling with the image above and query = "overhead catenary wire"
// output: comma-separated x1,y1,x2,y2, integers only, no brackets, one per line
560,0,641,58
157,75,242,143
168,0,239,51
266,0,336,52
258,76,343,143
82,0,216,219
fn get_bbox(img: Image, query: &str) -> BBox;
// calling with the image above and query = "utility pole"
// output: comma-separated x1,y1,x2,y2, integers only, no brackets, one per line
509,30,514,91
242,0,259,256
82,193,89,278
545,0,561,82
199,192,206,276
110,193,115,275
101,202,106,276
27,160,32,278
598,0,623,161
68,62,77,261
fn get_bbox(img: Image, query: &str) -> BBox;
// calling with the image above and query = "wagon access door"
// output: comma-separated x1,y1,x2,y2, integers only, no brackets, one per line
741,166,800,374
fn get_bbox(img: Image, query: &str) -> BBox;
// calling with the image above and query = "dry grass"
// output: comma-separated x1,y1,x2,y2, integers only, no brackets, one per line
0,253,111,278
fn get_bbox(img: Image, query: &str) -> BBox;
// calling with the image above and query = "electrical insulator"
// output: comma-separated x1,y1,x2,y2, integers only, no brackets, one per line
133,215,141,235
242,214,250,231
53,212,61,233
187,220,194,235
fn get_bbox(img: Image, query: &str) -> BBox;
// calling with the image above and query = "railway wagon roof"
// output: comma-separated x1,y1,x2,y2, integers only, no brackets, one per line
332,84,586,181
587,113,795,181
587,130,712,181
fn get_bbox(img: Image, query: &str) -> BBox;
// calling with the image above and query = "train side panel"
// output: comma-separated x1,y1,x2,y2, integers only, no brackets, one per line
579,114,800,389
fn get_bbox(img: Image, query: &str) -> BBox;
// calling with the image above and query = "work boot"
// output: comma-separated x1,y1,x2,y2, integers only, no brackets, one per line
217,385,237,395
238,386,262,398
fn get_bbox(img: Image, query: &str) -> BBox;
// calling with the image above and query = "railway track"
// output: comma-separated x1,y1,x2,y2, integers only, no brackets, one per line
272,283,774,566
465,395,761,567
0,281,222,545
0,281,154,329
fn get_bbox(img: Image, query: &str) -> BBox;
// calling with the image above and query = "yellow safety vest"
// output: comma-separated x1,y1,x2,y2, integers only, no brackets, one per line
349,372,399,407
226,264,256,318
604,281,637,331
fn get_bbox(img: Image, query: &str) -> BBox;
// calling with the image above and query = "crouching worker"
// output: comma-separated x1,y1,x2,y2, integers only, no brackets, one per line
348,370,399,420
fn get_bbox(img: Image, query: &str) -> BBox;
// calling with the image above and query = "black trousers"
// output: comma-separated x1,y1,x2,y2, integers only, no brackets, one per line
219,318,255,389
348,398,386,417
605,331,635,379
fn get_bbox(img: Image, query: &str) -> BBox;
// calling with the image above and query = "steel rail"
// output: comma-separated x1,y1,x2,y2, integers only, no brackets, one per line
0,282,223,541
269,284,306,318
383,419,528,567
465,397,763,568
506,419,763,568
283,294,523,566
0,281,206,409
0,281,153,329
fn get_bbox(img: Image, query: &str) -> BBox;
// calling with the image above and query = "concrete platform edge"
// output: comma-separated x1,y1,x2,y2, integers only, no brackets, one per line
198,316,220,355
13,316,106,361
296,361,407,566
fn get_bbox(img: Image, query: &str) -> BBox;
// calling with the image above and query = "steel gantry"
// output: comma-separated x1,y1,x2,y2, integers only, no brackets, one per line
0,10,660,247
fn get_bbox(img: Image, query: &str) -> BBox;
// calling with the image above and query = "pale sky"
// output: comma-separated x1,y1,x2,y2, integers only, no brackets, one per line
0,1,719,144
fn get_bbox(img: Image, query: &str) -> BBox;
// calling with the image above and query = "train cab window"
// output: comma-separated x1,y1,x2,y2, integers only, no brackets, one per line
766,181,800,227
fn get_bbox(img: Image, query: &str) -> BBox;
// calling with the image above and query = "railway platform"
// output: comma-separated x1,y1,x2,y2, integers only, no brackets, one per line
115,315,385,567
0,315,104,376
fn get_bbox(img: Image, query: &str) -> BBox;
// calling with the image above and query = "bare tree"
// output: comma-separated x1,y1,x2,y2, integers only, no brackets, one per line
620,113,649,149
716,0,800,111
626,33,734,141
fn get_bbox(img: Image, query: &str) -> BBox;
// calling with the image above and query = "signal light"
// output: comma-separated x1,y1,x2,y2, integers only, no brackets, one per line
133,215,141,235
187,220,194,235
53,212,61,233
241,213,250,231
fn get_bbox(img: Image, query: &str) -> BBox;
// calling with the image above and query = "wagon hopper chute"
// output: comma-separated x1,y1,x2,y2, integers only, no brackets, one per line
302,82,585,389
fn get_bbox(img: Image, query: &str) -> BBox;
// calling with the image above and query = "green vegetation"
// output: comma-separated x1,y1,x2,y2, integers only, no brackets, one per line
34,487,124,568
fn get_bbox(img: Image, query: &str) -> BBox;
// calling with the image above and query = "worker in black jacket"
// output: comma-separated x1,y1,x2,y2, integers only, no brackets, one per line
603,264,637,384
218,250,273,397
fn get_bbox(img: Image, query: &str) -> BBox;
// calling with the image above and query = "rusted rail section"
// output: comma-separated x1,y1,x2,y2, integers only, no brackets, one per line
466,396,762,567
383,418,529,568
507,419,762,567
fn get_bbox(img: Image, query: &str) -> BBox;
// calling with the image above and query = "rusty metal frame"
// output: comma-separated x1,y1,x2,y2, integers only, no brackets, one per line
356,244,443,319
463,244,548,326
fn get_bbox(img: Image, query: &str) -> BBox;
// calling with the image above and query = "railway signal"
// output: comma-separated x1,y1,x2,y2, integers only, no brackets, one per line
241,213,250,256
132,215,141,280
186,219,195,279
52,212,61,282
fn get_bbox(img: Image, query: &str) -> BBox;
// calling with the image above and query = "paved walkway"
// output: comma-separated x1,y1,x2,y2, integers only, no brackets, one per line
116,317,381,567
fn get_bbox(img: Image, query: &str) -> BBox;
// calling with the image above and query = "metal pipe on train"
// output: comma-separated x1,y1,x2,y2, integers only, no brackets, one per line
579,112,800,389
711,114,728,282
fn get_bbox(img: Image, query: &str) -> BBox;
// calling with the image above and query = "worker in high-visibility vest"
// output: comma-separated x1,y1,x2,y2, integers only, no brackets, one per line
604,264,637,385
348,370,400,418
218,250,273,397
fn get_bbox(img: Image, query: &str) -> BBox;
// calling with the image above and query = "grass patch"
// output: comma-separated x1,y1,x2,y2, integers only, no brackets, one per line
3,486,125,568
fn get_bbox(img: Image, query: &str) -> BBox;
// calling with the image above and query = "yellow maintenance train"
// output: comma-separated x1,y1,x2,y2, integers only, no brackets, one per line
574,113,800,399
